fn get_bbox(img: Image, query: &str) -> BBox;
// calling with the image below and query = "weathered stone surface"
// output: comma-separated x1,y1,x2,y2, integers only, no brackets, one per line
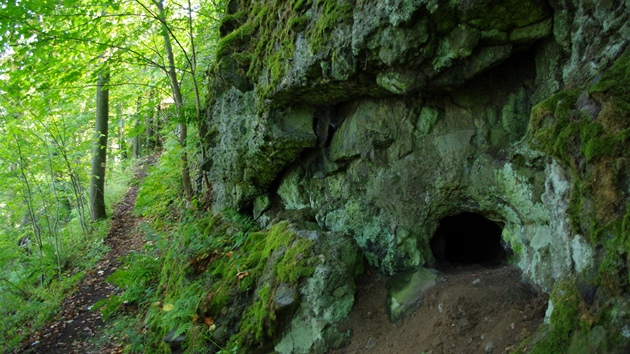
275,231,362,354
207,92,317,210
509,18,553,45
273,282,299,313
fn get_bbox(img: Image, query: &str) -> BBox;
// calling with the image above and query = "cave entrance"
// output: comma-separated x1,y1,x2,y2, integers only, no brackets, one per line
430,212,508,266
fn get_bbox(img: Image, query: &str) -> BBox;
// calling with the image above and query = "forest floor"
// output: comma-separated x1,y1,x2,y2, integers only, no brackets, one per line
19,159,153,354
333,264,548,354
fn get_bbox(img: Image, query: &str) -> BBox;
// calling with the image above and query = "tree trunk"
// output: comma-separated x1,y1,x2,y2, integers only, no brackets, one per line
90,70,109,221
118,104,127,160
155,0,193,201
146,92,155,153
156,104,163,150
133,97,141,159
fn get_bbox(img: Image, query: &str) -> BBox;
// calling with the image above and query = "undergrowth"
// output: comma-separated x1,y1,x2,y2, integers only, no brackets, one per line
0,160,137,352
135,138,184,220
100,153,316,353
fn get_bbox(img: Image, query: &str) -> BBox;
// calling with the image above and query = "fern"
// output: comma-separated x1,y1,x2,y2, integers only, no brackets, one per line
91,296,123,320
172,322,193,340
93,252,160,319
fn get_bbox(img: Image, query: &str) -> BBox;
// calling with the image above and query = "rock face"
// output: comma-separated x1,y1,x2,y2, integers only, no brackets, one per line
204,0,630,352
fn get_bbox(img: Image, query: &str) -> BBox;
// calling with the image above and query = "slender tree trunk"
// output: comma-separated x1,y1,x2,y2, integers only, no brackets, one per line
117,104,127,160
90,70,110,221
156,104,163,150
155,0,193,201
146,91,155,153
48,118,89,235
133,100,140,159
13,133,44,285
146,110,154,153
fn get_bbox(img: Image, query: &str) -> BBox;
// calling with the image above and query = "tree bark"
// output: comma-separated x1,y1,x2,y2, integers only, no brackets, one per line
133,97,141,158
146,91,156,153
155,0,193,202
117,103,127,160
90,70,110,221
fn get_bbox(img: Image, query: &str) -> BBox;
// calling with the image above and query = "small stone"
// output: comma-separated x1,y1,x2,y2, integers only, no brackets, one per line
485,341,495,353
31,341,40,347
472,278,481,285
164,328,186,351
387,267,438,321
365,337,377,349
273,282,298,310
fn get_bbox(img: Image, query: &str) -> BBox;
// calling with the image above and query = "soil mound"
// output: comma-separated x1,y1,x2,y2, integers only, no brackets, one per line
334,265,547,354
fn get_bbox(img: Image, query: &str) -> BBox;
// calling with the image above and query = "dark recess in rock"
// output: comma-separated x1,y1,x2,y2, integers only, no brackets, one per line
430,212,509,265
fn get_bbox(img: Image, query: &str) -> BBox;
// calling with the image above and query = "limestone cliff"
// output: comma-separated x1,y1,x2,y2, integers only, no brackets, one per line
202,0,630,352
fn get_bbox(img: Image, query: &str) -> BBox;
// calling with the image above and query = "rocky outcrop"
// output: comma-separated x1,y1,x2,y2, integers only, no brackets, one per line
203,0,630,352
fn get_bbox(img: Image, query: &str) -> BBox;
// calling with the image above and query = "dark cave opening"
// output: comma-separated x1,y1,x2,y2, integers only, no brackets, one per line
430,212,508,265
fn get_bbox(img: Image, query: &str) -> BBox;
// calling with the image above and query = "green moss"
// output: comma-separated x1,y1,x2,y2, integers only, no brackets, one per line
595,204,630,295
276,235,315,283
207,222,315,349
589,48,630,111
529,85,629,168
219,9,249,36
291,0,308,11
242,222,315,284
531,282,581,353
117,208,318,352
530,89,579,135
524,49,630,351
238,284,274,344
288,15,308,32
212,0,354,108
583,131,626,162
215,22,257,59
308,0,353,51
230,52,252,66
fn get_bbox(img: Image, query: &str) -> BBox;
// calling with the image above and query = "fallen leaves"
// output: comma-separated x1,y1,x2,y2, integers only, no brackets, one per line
162,303,175,312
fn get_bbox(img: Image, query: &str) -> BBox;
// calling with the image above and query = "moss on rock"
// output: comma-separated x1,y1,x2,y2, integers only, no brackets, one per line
525,49,630,352
213,0,354,109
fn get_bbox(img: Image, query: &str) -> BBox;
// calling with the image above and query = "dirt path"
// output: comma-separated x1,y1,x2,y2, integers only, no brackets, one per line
334,265,548,354
20,161,152,354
